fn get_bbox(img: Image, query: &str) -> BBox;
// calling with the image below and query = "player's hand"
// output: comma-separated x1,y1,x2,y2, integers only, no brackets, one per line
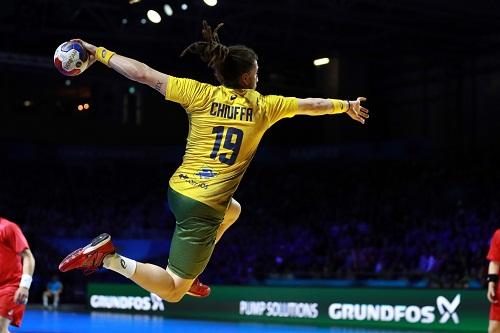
14,287,29,305
71,39,98,68
346,97,369,124
488,282,497,303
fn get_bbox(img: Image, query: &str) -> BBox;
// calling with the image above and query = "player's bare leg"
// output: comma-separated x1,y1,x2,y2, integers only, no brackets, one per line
53,293,60,309
215,198,241,244
130,264,193,302
489,320,500,333
0,317,11,333
59,233,195,302
42,291,50,309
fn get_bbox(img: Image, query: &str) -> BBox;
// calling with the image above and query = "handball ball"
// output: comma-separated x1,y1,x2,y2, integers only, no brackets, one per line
53,41,89,76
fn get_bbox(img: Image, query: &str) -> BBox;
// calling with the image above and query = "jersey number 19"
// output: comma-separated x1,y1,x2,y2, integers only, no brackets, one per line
210,126,244,166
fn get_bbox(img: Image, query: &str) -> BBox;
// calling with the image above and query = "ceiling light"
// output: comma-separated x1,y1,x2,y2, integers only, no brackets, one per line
147,10,161,23
164,4,173,16
313,57,330,66
203,0,217,7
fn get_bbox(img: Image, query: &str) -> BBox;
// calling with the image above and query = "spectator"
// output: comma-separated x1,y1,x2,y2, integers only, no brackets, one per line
43,275,63,310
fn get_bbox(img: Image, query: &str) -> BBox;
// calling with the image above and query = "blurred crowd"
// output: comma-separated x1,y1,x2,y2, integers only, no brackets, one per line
0,153,497,302
208,158,496,288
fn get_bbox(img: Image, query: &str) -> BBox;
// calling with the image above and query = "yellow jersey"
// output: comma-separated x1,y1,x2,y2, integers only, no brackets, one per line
165,76,298,212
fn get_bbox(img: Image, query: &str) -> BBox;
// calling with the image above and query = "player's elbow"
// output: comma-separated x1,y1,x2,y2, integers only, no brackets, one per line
134,64,151,84
22,248,34,260
22,249,36,267
126,61,152,85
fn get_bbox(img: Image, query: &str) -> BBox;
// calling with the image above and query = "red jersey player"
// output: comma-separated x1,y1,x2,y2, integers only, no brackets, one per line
487,229,500,333
0,217,35,333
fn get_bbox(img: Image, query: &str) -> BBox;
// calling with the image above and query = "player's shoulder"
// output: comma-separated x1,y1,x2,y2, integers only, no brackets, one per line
243,88,262,102
246,89,279,106
0,217,18,238
0,217,15,228
256,91,292,106
170,75,215,89
494,229,500,240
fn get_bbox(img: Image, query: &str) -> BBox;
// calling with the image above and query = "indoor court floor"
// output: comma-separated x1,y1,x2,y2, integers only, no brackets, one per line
11,309,423,333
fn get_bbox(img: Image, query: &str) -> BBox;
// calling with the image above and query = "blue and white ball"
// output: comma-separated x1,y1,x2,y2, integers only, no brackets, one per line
53,41,89,76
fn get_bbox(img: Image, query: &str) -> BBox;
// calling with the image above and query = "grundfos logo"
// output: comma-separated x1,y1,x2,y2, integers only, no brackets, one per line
328,294,460,325
436,295,460,324
90,293,164,312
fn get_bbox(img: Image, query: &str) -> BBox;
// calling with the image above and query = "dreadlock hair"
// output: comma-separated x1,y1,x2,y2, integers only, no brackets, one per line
181,21,258,89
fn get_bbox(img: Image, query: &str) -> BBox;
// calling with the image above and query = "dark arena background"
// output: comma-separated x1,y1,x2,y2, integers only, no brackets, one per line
1,1,500,332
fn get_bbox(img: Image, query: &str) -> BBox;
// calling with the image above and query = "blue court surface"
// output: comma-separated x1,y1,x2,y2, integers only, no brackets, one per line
11,310,418,333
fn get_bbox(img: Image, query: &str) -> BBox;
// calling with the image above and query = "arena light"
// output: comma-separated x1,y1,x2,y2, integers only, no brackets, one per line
203,0,217,7
181,3,188,10
147,10,162,23
164,4,173,16
313,57,330,66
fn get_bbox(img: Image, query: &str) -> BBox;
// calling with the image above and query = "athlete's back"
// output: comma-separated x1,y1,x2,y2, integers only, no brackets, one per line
166,76,297,211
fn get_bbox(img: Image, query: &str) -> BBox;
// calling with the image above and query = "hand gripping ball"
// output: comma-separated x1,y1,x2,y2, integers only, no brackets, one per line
54,41,89,76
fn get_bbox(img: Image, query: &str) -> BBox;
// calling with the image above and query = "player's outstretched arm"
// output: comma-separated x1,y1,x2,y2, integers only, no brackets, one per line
14,248,35,304
73,39,168,96
297,97,369,124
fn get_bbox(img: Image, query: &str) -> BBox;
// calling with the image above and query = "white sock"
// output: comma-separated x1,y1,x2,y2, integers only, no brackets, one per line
103,253,137,279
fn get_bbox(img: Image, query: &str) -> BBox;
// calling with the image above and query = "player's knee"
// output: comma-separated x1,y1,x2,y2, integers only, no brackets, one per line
154,282,188,303
228,199,241,221
234,201,241,219
0,319,9,333
489,321,500,333
160,290,185,303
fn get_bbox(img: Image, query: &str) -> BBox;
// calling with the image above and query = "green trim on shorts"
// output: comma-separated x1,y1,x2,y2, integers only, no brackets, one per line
167,187,225,279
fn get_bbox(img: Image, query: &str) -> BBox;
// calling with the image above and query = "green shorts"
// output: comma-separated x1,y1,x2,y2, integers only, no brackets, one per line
167,187,225,279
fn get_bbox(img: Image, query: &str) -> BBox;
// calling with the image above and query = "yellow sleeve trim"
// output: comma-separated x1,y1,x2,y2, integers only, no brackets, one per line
289,97,299,116
165,75,175,101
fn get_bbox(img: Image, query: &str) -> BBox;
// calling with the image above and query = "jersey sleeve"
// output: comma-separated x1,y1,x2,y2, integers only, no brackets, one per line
7,223,29,254
262,95,298,127
487,229,500,261
165,75,213,112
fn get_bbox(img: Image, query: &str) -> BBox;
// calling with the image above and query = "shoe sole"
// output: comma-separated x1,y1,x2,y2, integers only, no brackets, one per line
185,289,211,298
83,233,111,255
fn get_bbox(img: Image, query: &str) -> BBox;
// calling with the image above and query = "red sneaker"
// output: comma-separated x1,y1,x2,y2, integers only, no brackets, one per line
58,233,116,275
186,278,211,298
